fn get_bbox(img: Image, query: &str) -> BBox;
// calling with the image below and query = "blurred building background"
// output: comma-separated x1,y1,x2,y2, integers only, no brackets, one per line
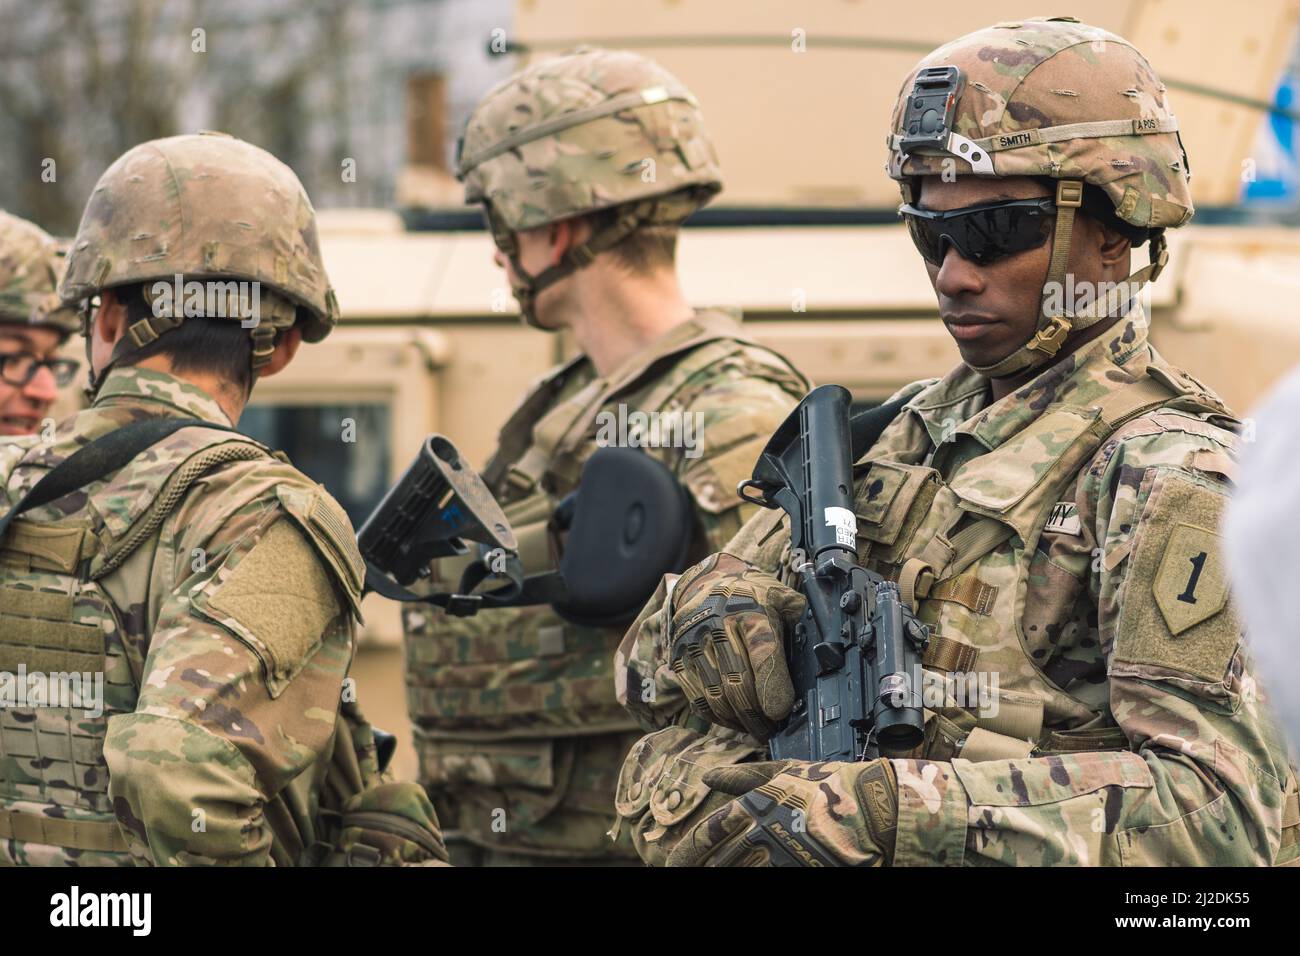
1,0,1296,232
0,0,513,233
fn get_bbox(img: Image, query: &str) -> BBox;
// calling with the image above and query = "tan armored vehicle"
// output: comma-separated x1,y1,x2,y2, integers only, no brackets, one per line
243,1,1300,778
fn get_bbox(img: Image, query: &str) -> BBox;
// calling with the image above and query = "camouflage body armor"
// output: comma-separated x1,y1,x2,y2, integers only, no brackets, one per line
777,323,1249,766
0,400,284,864
406,309,807,862
2,131,446,867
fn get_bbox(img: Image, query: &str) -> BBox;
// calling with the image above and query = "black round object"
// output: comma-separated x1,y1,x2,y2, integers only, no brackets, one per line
553,447,695,628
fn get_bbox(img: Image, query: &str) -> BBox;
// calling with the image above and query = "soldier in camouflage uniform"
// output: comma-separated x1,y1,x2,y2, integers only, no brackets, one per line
0,211,81,436
613,17,1300,866
404,47,808,864
0,132,446,866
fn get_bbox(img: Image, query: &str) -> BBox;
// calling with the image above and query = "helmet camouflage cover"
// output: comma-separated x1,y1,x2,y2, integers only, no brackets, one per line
886,16,1193,377
60,131,339,385
0,210,79,336
456,47,722,325
457,46,722,231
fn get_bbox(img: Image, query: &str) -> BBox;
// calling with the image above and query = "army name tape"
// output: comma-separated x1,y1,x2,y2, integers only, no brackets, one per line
889,115,1181,165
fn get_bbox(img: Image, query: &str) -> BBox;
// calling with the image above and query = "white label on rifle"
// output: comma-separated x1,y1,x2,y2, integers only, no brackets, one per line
824,507,857,547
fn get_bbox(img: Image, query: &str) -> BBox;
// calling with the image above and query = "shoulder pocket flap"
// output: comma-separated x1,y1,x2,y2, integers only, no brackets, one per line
953,750,1152,807
1115,469,1240,682
853,460,940,545
948,406,1099,515
275,484,365,623
194,518,338,698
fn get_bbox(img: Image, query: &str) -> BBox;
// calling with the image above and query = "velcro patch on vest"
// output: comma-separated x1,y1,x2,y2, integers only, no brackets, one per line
1153,522,1231,636
202,519,340,696
1114,469,1239,682
274,484,365,622
1043,502,1082,536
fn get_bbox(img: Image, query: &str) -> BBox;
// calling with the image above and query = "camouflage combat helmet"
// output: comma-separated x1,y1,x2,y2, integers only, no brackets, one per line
60,131,340,394
456,46,723,326
886,16,1193,378
0,210,80,337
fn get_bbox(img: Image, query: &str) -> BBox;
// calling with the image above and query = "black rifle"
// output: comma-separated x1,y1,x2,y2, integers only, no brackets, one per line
358,435,522,617
358,438,694,623
738,385,928,761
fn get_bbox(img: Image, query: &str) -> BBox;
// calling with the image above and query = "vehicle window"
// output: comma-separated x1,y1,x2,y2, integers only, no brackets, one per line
240,402,392,528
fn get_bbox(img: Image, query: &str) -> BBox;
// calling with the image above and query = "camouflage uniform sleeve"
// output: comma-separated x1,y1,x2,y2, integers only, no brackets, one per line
616,505,792,731
610,508,791,865
613,352,802,728
103,463,357,866
891,410,1297,866
0,435,42,493
673,348,805,552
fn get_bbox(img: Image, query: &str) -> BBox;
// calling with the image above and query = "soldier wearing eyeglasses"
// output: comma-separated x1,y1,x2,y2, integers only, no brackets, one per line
0,211,80,436
611,16,1300,867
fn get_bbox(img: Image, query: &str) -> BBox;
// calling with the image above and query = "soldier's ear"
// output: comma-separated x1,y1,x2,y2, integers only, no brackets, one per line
1092,216,1132,271
94,289,129,348
256,326,302,379
547,217,592,266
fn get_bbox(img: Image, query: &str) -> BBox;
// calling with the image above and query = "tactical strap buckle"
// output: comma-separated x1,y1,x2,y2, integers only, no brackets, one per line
1147,234,1170,283
345,844,383,867
250,325,277,369
1029,314,1074,355
126,314,181,348
1055,179,1083,208
444,593,484,617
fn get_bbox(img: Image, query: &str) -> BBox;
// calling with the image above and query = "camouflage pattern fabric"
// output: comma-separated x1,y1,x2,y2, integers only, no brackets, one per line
405,308,807,863
458,46,722,234
60,132,339,344
0,210,79,335
616,314,1300,866
0,367,361,866
666,758,899,867
666,552,803,739
886,16,1192,230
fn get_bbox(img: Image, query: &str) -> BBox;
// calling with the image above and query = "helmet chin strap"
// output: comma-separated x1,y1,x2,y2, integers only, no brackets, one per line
486,201,657,331
968,178,1170,381
79,284,289,401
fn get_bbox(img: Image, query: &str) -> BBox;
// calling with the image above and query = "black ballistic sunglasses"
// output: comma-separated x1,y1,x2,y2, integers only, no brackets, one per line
898,196,1056,266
